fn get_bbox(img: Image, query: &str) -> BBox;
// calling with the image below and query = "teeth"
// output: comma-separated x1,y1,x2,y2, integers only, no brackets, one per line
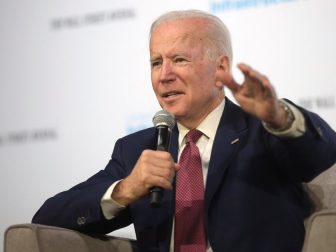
164,92,179,98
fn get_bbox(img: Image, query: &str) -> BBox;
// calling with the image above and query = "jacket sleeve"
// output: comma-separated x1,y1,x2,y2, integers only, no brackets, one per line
266,104,336,183
32,138,133,234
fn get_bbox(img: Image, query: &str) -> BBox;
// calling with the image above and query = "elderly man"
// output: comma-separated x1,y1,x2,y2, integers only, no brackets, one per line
33,10,336,252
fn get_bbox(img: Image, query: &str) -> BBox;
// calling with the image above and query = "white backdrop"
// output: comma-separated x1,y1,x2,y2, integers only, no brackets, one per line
1,0,336,248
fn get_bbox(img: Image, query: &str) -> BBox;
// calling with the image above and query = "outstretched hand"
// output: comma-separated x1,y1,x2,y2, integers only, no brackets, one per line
216,63,287,129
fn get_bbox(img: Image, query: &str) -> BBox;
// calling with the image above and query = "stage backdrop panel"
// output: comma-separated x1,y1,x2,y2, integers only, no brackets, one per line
1,0,335,247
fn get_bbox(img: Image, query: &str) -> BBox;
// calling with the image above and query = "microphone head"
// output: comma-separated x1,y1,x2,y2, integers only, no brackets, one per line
152,110,175,129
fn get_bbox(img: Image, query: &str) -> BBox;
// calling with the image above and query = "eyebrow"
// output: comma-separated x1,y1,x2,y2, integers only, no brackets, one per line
150,55,162,63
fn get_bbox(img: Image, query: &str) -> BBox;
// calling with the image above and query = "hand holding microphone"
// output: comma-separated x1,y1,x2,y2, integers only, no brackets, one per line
112,110,176,207
150,110,176,207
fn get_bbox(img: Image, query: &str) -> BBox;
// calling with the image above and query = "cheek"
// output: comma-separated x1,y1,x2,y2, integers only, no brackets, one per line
152,84,159,97
151,74,158,92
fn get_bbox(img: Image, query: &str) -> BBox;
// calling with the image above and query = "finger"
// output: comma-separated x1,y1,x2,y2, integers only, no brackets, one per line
144,149,174,162
150,160,176,189
237,63,270,87
224,76,241,93
236,63,252,73
146,173,174,190
139,150,176,183
154,177,174,190
150,162,175,181
175,163,181,172
140,150,173,168
216,70,241,93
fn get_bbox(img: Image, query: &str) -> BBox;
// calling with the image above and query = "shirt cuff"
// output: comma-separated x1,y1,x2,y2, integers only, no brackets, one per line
100,180,126,220
263,99,306,138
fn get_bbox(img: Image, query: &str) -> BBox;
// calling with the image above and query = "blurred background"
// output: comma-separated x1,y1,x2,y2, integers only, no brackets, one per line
1,0,335,249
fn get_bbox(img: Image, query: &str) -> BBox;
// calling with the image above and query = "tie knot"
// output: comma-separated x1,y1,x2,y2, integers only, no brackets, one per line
186,129,203,144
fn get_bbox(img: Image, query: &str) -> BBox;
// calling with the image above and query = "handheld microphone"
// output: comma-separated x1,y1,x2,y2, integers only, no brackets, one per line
150,110,175,207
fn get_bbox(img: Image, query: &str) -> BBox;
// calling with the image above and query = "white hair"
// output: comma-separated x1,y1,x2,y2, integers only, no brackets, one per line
150,9,233,66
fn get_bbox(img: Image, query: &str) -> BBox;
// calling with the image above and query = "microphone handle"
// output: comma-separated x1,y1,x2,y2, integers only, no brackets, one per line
150,125,171,207
149,186,163,207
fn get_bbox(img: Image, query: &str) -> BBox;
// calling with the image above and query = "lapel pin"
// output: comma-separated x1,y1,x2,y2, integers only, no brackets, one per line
231,138,239,144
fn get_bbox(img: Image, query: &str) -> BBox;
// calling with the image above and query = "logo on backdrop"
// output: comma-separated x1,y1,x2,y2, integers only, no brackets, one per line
298,95,335,111
51,8,136,31
210,0,302,12
0,128,57,147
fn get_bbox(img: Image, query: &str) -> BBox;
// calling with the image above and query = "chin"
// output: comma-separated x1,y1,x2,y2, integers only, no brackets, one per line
161,103,187,118
160,105,175,114
167,110,185,121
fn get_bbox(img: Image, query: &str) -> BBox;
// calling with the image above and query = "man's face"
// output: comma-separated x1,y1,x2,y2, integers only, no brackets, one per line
150,18,224,128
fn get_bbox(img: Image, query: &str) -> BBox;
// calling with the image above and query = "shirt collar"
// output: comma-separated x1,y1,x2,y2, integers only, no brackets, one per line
177,99,225,146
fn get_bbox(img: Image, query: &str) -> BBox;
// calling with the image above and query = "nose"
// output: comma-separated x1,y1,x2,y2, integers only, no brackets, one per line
159,61,175,84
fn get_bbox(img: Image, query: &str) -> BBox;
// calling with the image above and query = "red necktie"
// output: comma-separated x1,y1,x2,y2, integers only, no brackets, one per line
174,129,206,252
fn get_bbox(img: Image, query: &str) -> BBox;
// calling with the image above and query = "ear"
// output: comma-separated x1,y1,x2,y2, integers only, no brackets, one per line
216,55,230,72
215,55,230,88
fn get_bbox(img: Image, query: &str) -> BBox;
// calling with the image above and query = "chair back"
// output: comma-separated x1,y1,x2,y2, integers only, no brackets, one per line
302,164,336,252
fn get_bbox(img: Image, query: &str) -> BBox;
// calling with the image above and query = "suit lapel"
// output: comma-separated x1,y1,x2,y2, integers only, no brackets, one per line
204,98,248,211
170,126,179,162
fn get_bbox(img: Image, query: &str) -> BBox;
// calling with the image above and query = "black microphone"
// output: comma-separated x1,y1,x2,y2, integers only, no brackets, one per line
150,110,175,207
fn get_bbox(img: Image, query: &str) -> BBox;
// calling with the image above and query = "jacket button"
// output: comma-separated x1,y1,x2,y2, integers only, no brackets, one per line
77,217,86,225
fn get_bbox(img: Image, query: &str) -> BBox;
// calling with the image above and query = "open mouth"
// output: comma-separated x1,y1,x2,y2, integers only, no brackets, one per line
162,91,183,98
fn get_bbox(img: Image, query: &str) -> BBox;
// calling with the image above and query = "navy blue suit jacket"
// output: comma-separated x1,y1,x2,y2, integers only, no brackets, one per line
33,98,336,252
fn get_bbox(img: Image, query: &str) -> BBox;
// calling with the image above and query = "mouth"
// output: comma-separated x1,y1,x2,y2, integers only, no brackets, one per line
161,91,184,98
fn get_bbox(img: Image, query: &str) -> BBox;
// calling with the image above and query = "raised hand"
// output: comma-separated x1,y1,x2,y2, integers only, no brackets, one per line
216,62,289,129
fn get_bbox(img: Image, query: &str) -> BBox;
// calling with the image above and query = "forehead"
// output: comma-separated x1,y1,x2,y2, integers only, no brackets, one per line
150,18,209,51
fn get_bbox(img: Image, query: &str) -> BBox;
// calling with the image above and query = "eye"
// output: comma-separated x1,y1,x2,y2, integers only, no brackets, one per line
151,60,162,69
174,57,186,63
